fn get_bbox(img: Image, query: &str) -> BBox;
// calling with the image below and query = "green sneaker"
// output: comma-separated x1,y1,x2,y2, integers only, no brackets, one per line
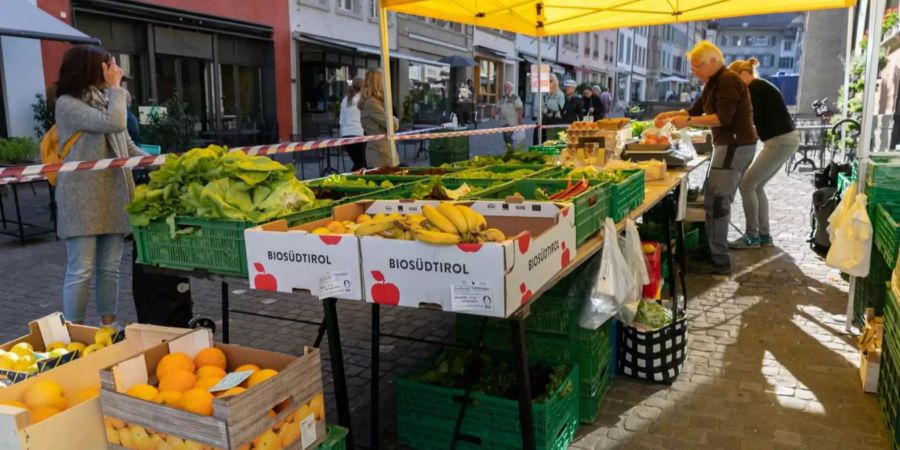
728,234,761,250
759,235,774,247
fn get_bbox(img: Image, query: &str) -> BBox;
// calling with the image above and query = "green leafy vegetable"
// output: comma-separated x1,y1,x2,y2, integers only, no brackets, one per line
633,300,673,329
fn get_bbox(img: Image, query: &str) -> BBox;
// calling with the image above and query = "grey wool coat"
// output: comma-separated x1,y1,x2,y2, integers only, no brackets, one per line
55,87,144,239
360,96,399,168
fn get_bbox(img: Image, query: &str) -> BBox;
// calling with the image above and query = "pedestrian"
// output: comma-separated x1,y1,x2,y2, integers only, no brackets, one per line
494,81,523,149
653,40,758,275
54,45,147,325
598,85,613,119
360,69,399,168
727,58,799,249
339,77,367,171
582,86,601,121
121,78,141,146
561,79,583,124
541,74,565,143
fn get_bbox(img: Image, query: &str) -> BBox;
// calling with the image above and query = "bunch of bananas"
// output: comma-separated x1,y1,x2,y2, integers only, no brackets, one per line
352,203,506,245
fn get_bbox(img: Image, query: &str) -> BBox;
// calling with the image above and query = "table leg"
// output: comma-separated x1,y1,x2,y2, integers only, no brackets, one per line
510,318,536,450
0,185,7,229
663,193,677,301
314,319,327,348
323,297,354,449
12,184,24,245
370,303,380,450
48,183,58,235
221,281,230,344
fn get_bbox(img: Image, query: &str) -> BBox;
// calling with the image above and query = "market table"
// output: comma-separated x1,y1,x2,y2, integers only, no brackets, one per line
0,175,57,244
320,155,710,450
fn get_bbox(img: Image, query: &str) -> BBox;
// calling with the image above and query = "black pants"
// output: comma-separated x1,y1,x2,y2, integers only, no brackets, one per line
343,138,367,171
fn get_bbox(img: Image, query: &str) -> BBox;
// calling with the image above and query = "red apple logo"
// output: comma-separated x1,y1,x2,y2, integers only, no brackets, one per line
319,235,343,245
561,207,570,217
561,242,571,268
253,263,277,292
519,282,533,304
457,243,483,253
370,270,400,305
517,232,531,254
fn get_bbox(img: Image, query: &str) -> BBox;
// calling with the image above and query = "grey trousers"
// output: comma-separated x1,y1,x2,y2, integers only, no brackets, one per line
739,131,800,238
706,144,756,266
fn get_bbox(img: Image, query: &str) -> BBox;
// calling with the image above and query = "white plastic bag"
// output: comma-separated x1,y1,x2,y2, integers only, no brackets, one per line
579,218,636,330
826,193,872,277
511,128,525,144
624,219,649,300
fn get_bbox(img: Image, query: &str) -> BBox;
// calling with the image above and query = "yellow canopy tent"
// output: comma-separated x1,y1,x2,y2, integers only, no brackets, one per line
372,0,856,162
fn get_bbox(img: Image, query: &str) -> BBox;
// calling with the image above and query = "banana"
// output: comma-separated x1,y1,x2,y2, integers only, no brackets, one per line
354,219,398,236
457,205,485,233
414,228,462,245
482,228,506,242
437,202,468,235
422,205,459,235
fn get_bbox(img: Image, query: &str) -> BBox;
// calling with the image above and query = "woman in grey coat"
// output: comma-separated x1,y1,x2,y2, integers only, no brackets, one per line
360,69,399,168
54,45,146,325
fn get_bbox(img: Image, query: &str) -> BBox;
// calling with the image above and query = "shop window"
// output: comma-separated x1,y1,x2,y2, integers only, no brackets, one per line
117,54,143,106
407,62,450,121
718,35,728,46
475,58,502,106
778,57,794,69
337,0,353,11
156,55,211,131
369,0,378,19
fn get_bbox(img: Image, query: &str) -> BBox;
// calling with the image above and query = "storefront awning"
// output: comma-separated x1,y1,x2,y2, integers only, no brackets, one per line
1,0,98,44
659,75,690,83
296,32,448,67
382,0,856,36
474,45,508,60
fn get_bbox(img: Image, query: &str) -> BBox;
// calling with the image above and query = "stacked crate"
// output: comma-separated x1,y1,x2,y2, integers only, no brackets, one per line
880,284,900,450
454,257,616,423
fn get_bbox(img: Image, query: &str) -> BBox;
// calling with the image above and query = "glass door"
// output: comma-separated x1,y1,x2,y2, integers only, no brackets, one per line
155,55,213,132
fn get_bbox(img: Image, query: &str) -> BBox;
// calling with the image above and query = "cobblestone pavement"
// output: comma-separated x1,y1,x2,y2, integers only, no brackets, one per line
0,130,888,449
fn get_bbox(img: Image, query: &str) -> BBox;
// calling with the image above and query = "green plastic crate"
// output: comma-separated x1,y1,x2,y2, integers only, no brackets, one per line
837,172,856,196
447,164,557,182
428,128,471,166
867,154,900,187
476,179,611,247
886,285,900,358
132,206,331,277
318,425,348,450
543,168,645,222
396,352,579,450
875,203,900,269
854,276,888,330
373,178,510,200
579,361,615,424
530,144,566,156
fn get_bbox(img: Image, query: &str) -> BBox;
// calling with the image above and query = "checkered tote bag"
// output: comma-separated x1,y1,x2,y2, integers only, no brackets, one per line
617,315,687,383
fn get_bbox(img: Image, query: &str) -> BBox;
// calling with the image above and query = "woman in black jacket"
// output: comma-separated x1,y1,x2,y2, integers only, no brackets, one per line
727,58,799,250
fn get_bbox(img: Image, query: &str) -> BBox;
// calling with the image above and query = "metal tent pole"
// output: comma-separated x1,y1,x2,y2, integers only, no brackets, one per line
379,1,398,166
537,37,543,142
845,0,886,332
841,7,855,155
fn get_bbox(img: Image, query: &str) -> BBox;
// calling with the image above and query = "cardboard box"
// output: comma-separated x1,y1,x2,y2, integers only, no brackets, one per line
244,217,364,300
0,313,125,385
99,328,326,450
354,200,575,318
0,324,189,450
860,348,881,393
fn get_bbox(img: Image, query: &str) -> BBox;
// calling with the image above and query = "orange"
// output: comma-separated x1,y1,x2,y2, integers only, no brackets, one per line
155,353,195,380
246,369,278,388
24,380,67,410
218,387,246,398
234,364,260,374
193,348,227,371
254,430,281,450
195,366,226,380
293,404,314,425
157,390,183,408
126,384,160,403
181,388,214,416
68,387,100,408
158,369,196,393
104,416,126,429
194,375,224,391
308,393,325,421
30,405,60,423
277,420,301,447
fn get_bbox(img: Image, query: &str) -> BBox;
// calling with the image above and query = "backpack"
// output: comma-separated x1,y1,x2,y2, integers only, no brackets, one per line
39,126,82,186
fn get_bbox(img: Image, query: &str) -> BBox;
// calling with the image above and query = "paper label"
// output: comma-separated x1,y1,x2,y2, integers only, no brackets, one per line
451,281,494,312
207,371,253,393
37,313,71,347
319,271,352,298
300,414,317,448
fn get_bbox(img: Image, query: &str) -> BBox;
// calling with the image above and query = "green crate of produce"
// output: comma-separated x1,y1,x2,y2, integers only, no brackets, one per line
428,128,471,166
373,178,511,201
875,203,900,269
579,358,615,424
867,154,900,187
543,168,644,222
447,164,557,182
886,285,900,355
879,338,900,444
476,179,611,247
396,350,579,450
133,206,330,277
530,144,566,156
318,425,349,450
853,276,888,330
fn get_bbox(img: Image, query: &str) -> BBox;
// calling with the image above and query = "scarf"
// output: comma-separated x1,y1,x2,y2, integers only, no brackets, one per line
81,85,127,156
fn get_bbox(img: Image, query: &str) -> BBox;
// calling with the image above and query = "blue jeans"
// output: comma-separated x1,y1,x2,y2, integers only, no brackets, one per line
63,234,125,323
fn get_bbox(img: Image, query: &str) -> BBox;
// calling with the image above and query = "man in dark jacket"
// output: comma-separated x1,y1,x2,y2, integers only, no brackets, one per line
561,79,583,123
582,86,602,121
654,41,758,275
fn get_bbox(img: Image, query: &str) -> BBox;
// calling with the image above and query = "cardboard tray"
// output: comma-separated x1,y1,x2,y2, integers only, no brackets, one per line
99,328,326,450
0,324,189,450
625,143,671,151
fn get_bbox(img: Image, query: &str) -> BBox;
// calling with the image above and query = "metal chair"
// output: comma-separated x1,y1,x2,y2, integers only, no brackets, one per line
787,116,829,174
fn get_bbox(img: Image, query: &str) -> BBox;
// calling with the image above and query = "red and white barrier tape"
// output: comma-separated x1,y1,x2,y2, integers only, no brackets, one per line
0,124,540,179
0,175,48,186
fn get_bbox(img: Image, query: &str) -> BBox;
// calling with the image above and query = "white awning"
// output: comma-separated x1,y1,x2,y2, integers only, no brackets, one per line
0,0,98,44
658,75,690,83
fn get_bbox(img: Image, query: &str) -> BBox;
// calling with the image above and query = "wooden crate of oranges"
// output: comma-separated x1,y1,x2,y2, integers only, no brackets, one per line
99,328,326,450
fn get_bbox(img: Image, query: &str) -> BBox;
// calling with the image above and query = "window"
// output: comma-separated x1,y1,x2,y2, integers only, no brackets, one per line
425,17,462,32
674,56,683,72
778,57,794,69
563,33,578,50
593,35,600,59
718,35,728,46
337,0,353,11
584,33,591,56
783,40,794,51
618,34,625,62
762,54,775,67
770,36,778,46
626,36,632,64
407,62,451,117
475,58,502,105
731,35,740,46
370,0,378,19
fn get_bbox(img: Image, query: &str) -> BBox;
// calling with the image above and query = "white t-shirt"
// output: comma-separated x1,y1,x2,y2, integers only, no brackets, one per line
339,93,364,137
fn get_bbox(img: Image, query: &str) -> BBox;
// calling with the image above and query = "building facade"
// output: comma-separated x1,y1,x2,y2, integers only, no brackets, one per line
514,35,559,119
647,23,699,101
710,13,805,78
473,28,518,121
616,27,650,108
38,0,293,142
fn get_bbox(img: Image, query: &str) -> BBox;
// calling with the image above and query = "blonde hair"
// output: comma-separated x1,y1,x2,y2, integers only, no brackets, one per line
686,40,724,65
548,74,559,92
728,58,759,78
360,70,384,109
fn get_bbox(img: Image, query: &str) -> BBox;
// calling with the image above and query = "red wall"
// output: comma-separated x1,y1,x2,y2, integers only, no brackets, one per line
37,0,293,141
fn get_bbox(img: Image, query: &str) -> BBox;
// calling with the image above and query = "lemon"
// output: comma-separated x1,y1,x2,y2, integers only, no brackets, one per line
95,328,116,347
82,343,105,356
47,341,67,351
0,352,18,370
66,342,87,353
48,348,68,359
642,243,656,254
10,342,33,357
